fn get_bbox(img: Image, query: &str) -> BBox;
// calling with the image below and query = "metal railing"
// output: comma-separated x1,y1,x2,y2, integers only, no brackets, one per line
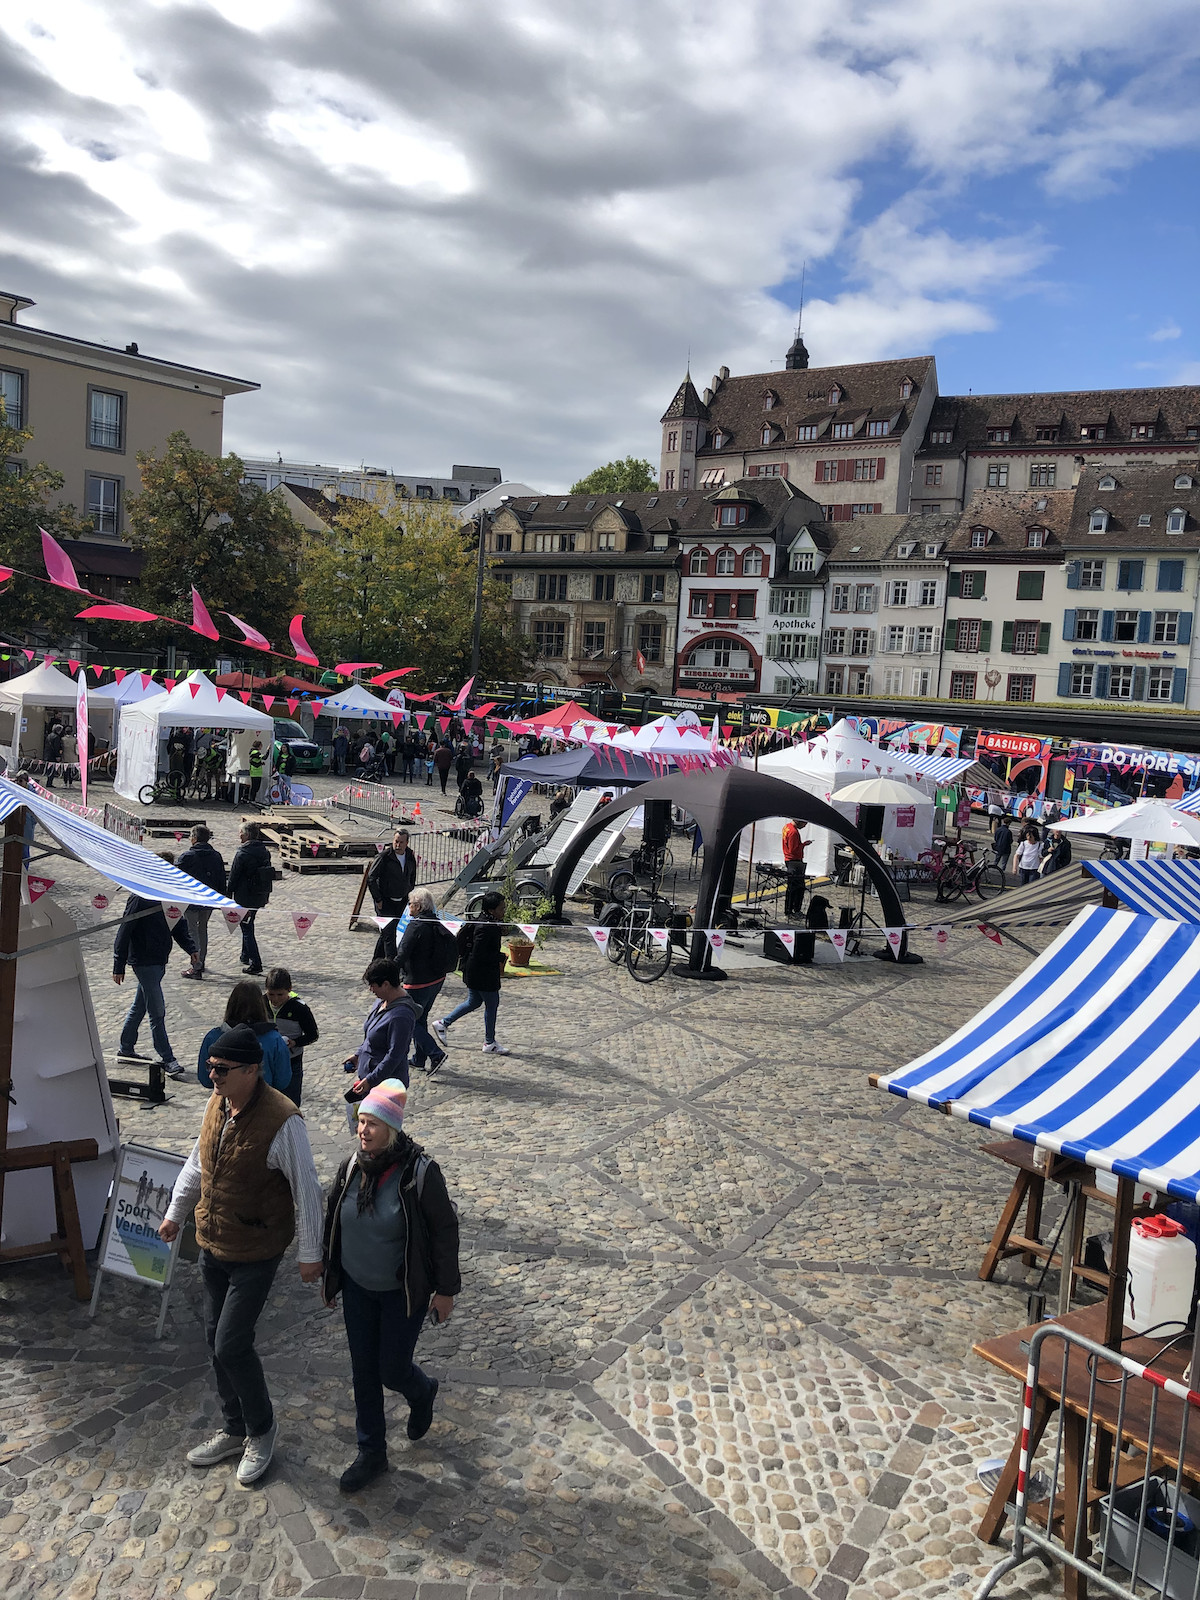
332,781,408,828
977,1320,1200,1600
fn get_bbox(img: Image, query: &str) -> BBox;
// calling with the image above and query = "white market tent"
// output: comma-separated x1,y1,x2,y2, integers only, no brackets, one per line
0,662,83,772
314,683,399,723
88,672,166,751
741,721,935,873
115,671,275,803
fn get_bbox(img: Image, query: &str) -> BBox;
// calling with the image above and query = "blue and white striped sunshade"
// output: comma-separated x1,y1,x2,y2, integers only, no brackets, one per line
0,779,238,907
1086,859,1200,924
877,905,1200,1200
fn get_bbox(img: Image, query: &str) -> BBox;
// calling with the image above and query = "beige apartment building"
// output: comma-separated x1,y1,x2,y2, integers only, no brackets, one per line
0,290,258,558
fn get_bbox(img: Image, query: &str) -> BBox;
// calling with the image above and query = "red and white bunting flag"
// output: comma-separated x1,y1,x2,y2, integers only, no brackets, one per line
705,928,726,952
516,924,539,943
932,924,951,948
372,915,393,929
140,673,153,690
238,690,253,705
91,891,109,923
215,686,228,702
27,875,55,902
287,698,301,716
773,929,796,954
90,664,104,677
164,677,176,692
114,668,128,684
827,929,848,961
438,717,450,735
884,928,905,956
648,927,670,948
978,924,1004,946
262,695,275,711
291,911,317,939
162,903,185,926
223,907,248,930
173,830,184,842
442,919,462,935
586,925,610,951
189,681,202,698
416,713,428,729
68,658,80,673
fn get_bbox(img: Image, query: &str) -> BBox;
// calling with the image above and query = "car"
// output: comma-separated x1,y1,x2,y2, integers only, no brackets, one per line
272,718,324,773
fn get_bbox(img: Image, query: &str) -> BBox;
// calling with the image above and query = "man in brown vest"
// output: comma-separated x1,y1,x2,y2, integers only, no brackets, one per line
159,1024,324,1485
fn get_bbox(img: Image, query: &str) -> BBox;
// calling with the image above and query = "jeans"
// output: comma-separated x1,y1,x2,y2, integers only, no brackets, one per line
993,851,1011,878
426,767,434,786
186,906,213,970
335,752,347,776
282,1061,303,1107
240,909,262,971
120,963,173,1062
406,980,445,1067
402,759,415,782
200,1250,282,1438
341,1273,433,1457
1019,867,1039,885
442,987,499,1044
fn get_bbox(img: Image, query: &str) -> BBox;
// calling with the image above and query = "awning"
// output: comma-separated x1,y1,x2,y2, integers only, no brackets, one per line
877,906,1200,1200
0,779,238,907
918,867,1103,931
1086,859,1200,923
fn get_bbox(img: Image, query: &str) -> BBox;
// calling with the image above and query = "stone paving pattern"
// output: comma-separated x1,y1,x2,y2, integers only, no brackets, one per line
0,773,1065,1598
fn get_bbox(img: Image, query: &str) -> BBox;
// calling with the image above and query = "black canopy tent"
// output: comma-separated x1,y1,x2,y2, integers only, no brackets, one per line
498,746,664,788
544,766,909,978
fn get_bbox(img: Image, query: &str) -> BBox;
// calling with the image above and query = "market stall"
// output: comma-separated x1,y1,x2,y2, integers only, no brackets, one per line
827,775,936,863
114,671,275,803
1052,796,1200,858
0,662,84,773
88,672,166,753
312,682,398,724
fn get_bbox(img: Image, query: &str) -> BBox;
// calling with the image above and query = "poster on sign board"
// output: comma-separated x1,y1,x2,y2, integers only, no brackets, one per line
88,1142,186,1339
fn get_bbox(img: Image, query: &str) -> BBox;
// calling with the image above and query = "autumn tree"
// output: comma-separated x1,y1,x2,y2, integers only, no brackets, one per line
126,432,303,656
0,415,91,644
298,493,532,687
570,457,656,494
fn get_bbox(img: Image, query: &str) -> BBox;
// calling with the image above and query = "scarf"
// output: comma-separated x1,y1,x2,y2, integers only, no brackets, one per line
355,1149,399,1215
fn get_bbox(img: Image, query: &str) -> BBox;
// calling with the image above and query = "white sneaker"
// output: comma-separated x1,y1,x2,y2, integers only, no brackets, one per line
432,1019,448,1046
482,1042,510,1055
237,1420,277,1485
187,1430,245,1467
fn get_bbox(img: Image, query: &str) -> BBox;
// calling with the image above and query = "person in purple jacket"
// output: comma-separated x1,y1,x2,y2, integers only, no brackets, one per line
342,959,419,1127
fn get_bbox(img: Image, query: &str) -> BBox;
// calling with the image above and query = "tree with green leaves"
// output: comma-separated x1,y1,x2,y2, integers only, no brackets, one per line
569,457,656,494
0,416,90,644
298,494,533,687
126,432,303,655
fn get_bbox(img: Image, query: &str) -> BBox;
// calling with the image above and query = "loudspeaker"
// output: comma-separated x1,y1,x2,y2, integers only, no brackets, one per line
643,798,673,847
859,804,885,842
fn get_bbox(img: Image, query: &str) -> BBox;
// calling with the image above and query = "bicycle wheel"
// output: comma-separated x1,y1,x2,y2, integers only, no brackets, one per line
659,846,674,873
626,924,671,983
935,865,965,902
608,869,637,904
138,784,159,807
974,864,1007,899
605,922,628,964
513,879,546,914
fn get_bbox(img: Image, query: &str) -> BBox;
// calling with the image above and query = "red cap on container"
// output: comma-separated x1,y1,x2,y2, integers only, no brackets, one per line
1132,1215,1187,1239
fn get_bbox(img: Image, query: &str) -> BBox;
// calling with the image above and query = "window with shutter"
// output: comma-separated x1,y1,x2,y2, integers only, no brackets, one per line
1062,609,1076,641
1038,623,1050,654
944,618,959,650
1137,612,1152,644
1094,665,1110,697
1001,621,1014,653
948,572,961,597
1173,669,1188,704
1179,613,1193,645
979,621,992,651
1101,611,1115,642
1057,663,1073,697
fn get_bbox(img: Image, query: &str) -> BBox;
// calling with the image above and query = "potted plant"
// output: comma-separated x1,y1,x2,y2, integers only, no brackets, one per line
500,866,551,967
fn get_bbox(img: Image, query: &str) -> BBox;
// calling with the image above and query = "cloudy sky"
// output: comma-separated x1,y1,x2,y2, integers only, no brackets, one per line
3,0,1199,491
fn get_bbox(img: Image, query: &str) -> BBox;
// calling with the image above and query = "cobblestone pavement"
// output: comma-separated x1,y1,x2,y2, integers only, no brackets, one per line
0,775,1063,1599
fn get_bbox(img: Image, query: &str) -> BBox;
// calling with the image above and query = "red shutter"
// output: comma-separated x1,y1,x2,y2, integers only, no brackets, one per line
874,503,882,514
836,460,849,482
877,457,886,480
778,464,788,478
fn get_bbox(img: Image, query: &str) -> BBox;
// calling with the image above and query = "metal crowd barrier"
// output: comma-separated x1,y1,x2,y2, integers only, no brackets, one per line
102,801,145,844
977,1320,1200,1600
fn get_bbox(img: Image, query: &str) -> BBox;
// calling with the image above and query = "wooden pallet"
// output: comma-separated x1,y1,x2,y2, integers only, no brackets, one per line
280,854,364,874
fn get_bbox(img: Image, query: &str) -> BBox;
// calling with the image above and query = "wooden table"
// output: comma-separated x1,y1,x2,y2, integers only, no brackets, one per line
974,1302,1200,1599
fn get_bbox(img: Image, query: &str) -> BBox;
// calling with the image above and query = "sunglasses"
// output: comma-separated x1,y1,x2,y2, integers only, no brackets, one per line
208,1060,253,1078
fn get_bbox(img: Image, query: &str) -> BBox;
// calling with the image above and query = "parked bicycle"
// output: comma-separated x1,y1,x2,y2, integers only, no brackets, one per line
137,773,184,807
607,839,674,903
601,894,681,983
935,853,1006,902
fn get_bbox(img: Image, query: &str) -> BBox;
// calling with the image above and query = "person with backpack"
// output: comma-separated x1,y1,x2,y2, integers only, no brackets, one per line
228,822,274,976
991,817,1013,880
321,1078,460,1492
433,889,509,1056
197,981,292,1094
395,890,455,1076
264,968,320,1108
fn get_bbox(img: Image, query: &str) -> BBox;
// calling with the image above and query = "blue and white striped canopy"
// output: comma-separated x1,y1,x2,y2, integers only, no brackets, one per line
878,905,1200,1200
892,753,974,782
1174,791,1200,815
0,779,238,908
1086,860,1200,923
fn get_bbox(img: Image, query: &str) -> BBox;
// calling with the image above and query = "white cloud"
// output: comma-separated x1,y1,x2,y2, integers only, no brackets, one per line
0,0,1198,489
1151,321,1183,341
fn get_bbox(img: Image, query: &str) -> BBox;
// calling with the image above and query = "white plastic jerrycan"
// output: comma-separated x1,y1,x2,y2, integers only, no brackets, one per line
1125,1215,1196,1335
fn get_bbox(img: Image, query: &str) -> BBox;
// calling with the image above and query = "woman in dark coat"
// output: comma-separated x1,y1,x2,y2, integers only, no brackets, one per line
321,1078,460,1492
432,889,509,1056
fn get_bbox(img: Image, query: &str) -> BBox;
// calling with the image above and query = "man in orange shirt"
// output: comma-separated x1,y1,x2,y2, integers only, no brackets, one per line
781,819,810,919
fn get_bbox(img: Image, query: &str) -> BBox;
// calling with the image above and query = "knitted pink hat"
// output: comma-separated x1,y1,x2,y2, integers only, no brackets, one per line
358,1078,407,1134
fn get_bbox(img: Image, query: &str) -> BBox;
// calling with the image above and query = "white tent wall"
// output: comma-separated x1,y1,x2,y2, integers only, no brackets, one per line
114,713,160,802
829,796,934,862
0,663,85,772
113,673,275,803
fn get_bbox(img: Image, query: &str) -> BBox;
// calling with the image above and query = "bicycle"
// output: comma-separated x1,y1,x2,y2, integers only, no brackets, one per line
600,895,676,983
137,773,184,807
935,855,1006,902
607,840,674,904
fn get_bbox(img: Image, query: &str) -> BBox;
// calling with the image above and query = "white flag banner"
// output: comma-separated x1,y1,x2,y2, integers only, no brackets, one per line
648,928,670,948
442,919,463,935
291,911,318,940
586,926,610,952
162,903,185,926
516,924,540,943
884,927,905,956
931,924,952,948
773,929,796,955
827,929,848,961
705,928,727,953
91,891,109,925
223,907,248,931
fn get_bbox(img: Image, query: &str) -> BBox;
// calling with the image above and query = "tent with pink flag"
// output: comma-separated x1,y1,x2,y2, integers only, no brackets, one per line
0,661,86,773
115,672,275,804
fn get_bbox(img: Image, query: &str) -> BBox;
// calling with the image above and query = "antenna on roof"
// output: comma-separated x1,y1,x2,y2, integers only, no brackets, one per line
796,261,806,336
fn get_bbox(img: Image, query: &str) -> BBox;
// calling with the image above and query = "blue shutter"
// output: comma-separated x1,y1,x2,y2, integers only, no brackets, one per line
1095,665,1110,697
1137,611,1152,644
1173,669,1188,704
1101,611,1115,641
1058,662,1073,696
1179,612,1193,645
1132,559,1145,591
1066,563,1081,591
1062,609,1076,640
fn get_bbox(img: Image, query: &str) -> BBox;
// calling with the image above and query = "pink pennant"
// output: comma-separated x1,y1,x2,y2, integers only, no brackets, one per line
648,928,670,949
164,679,176,692
90,664,105,678
189,682,201,698
21,649,34,662
827,930,848,961
26,875,55,902
190,588,220,640
67,658,80,673
173,831,184,842
76,601,162,622
140,673,153,690
516,924,539,942
289,614,320,666
225,613,272,652
222,908,248,930
369,668,417,685
884,928,905,956
773,929,796,954
416,713,428,729
451,676,475,711
438,717,450,734
291,911,317,939
215,686,228,702
238,690,252,704
705,929,726,952
114,668,128,684
334,661,383,675
261,695,275,711
586,926,610,951
287,698,300,716
40,527,84,591
0,566,12,586
392,712,403,727
162,903,185,926
978,924,1003,946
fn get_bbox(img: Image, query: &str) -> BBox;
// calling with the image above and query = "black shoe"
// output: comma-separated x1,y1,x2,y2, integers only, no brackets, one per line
117,1049,151,1062
425,1052,447,1078
339,1451,387,1492
407,1379,438,1441
242,965,263,975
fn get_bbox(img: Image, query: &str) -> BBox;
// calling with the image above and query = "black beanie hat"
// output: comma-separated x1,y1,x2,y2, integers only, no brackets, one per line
211,1023,263,1065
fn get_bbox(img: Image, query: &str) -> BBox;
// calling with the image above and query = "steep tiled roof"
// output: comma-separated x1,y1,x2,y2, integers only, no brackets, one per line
919,386,1200,454
660,376,709,423
943,488,1075,555
820,516,916,563
696,356,933,453
503,480,824,543
1065,461,1200,547
282,483,372,525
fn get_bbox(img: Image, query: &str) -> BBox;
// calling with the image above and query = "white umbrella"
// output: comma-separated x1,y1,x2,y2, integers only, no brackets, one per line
835,777,936,806
1053,800,1200,850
